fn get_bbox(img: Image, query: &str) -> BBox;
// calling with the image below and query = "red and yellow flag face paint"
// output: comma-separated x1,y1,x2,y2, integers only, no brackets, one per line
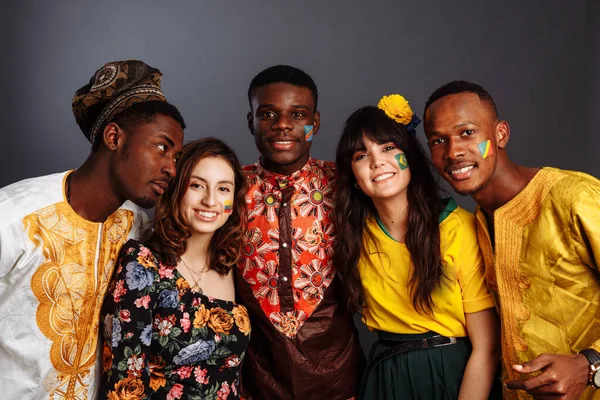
478,140,494,158
224,200,233,214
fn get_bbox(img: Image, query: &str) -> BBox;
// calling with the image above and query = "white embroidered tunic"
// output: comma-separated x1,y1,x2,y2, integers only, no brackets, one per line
0,171,148,400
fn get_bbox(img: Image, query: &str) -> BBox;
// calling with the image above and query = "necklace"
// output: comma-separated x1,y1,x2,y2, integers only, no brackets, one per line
180,257,206,294
66,173,72,204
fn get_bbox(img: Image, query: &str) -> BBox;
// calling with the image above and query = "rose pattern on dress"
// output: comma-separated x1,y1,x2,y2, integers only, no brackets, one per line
102,240,250,399
125,261,155,291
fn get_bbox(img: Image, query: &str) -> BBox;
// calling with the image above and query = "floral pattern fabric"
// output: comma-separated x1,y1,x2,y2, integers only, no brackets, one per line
101,239,250,400
239,159,337,338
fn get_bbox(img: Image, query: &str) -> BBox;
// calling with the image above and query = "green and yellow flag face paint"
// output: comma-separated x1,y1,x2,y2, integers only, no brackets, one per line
224,200,233,214
395,153,409,170
478,140,494,158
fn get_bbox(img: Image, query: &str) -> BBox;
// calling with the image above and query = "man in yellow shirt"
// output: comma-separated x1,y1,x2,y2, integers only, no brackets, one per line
423,80,600,400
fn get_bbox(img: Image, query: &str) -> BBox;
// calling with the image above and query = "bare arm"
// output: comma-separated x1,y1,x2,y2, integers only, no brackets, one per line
458,308,501,400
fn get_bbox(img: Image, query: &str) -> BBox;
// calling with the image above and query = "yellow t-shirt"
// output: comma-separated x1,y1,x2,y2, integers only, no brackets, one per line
359,198,494,337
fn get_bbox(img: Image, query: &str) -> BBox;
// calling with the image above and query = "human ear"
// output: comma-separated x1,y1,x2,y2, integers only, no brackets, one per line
312,111,321,136
102,122,122,151
496,120,510,149
247,112,254,136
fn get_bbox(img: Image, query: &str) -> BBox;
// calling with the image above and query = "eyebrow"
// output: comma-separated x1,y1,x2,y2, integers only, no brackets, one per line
256,103,275,109
256,104,311,110
190,175,234,185
157,133,176,147
428,121,477,136
453,122,477,129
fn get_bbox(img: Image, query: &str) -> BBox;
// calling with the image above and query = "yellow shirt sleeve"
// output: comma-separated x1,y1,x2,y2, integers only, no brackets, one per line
451,210,495,314
570,183,600,352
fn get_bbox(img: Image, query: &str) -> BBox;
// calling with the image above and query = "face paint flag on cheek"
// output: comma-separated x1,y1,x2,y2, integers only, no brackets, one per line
395,153,409,170
304,125,314,142
224,200,233,214
478,140,494,158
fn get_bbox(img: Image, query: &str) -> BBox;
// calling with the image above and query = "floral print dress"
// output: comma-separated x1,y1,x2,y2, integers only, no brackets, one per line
101,239,251,400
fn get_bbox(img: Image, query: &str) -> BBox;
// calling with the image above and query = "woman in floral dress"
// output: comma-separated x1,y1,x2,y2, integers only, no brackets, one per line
101,137,249,400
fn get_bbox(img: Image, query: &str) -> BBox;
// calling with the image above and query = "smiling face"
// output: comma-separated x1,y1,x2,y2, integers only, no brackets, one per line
248,82,320,175
424,92,509,196
351,136,411,203
111,114,184,208
180,156,235,238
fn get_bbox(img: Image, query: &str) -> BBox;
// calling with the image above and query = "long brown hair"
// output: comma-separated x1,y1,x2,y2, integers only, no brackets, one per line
147,137,247,275
333,106,444,314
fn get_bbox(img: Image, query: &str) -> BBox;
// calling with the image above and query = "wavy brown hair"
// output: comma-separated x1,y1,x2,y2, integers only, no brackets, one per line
146,137,247,275
333,106,444,315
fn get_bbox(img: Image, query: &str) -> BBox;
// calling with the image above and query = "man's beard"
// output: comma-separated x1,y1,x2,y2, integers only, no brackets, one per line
133,195,156,209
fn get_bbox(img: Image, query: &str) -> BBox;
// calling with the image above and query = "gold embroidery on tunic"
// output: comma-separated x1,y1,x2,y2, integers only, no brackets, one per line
476,169,600,400
25,202,133,399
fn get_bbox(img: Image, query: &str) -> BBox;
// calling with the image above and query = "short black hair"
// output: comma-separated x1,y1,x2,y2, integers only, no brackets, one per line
248,65,319,111
424,80,498,120
93,100,186,151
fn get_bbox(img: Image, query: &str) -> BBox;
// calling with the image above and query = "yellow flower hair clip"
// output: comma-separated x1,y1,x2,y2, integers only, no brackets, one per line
377,94,421,135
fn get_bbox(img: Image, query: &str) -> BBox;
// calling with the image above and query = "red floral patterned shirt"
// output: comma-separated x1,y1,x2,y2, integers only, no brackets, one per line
239,158,337,338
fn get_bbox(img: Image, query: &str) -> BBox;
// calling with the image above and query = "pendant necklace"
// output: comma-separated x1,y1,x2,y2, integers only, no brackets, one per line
180,257,206,294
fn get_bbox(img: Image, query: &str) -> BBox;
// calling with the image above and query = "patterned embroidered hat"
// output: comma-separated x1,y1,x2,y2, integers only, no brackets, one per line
72,60,166,145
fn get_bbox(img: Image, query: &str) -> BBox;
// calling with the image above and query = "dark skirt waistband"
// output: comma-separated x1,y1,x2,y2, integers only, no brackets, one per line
377,330,466,342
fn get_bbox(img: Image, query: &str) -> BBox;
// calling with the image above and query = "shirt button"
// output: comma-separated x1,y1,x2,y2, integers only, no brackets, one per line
282,243,288,248
281,276,288,282
283,203,288,207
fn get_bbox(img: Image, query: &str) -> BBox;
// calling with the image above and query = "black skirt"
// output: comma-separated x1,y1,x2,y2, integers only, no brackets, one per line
359,331,502,400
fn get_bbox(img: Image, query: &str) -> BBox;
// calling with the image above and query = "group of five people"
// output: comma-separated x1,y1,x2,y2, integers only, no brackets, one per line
1,60,599,400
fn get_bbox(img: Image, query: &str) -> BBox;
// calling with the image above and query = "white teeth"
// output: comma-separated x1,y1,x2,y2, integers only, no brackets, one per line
275,141,293,144
197,211,217,218
374,173,394,182
450,166,474,175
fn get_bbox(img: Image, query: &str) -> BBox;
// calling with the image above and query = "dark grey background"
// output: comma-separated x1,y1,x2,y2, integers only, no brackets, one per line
2,0,599,353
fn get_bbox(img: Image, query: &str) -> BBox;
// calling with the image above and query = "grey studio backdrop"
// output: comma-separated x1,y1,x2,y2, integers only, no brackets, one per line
1,0,599,353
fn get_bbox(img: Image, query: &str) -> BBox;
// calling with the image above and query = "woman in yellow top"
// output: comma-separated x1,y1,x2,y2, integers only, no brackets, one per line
333,95,501,399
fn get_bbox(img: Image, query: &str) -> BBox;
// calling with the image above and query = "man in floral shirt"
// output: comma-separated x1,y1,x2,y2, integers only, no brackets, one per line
236,65,364,399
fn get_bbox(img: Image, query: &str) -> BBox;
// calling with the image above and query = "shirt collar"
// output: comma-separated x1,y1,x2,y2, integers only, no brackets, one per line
256,157,314,190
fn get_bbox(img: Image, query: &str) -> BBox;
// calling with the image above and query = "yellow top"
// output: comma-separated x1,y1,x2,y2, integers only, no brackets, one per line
359,199,494,336
476,167,600,400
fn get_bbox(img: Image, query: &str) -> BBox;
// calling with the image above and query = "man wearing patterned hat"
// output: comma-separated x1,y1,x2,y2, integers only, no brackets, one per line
0,60,185,399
